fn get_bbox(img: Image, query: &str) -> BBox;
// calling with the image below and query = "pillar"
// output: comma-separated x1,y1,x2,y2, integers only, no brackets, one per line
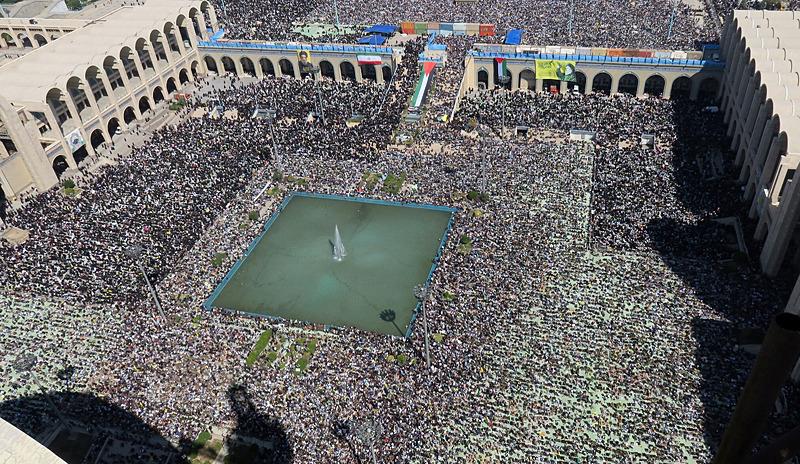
0,96,59,190
62,95,97,164
761,166,800,276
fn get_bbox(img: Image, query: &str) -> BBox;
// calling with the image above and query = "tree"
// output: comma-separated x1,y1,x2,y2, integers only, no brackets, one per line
65,0,82,10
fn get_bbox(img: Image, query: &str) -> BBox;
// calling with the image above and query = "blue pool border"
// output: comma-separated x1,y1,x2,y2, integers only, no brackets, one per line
203,192,457,338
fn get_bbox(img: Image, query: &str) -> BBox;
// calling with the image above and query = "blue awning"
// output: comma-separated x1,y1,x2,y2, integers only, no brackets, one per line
364,24,398,35
357,35,387,45
504,29,523,45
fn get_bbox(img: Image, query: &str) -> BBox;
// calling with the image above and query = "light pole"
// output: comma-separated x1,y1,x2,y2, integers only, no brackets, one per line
262,107,283,173
13,353,69,428
332,0,341,30
567,0,575,40
413,283,432,370
125,245,166,321
354,419,381,464
310,66,326,125
498,75,510,136
667,0,678,41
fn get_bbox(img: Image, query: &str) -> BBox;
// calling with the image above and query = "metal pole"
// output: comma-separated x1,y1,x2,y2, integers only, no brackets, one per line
267,117,282,172
333,0,340,29
137,260,166,321
712,313,800,464
667,0,678,41
414,285,431,370
568,0,574,40
316,83,326,125
377,64,398,115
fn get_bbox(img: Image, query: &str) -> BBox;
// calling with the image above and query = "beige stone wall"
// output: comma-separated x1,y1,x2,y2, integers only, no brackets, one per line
0,417,66,464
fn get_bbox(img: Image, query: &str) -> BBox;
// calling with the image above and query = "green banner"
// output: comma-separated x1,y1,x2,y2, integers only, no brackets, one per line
535,60,577,82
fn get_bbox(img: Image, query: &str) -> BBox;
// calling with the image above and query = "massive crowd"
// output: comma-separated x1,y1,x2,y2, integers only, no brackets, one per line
214,0,712,49
1,33,798,464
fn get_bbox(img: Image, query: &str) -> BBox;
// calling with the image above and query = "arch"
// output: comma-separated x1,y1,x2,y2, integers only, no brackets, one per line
698,77,720,102
66,75,91,120
85,66,109,106
107,117,120,137
618,74,638,96
134,38,154,72
33,34,47,47
644,75,665,97
671,76,691,100
204,55,218,73
191,60,199,78
240,57,256,76
175,14,192,47
52,155,69,178
0,33,14,48
360,64,377,82
518,69,535,90
149,29,168,62
221,56,236,74
260,58,275,77
320,60,335,79
340,61,356,82
153,86,165,104
382,65,392,83
162,22,181,54
542,79,560,93
139,95,151,114
188,7,203,37
166,77,178,94
72,145,88,166
279,58,295,78
179,68,190,84
90,128,106,150
477,69,489,90
102,56,124,91
18,33,32,48
46,87,71,130
123,106,137,124
592,73,612,95
569,71,586,93
120,47,139,79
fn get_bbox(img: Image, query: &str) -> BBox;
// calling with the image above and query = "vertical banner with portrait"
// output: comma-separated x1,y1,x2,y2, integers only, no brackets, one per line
297,50,314,75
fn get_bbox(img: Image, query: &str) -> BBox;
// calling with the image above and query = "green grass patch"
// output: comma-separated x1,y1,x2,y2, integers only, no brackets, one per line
187,430,212,459
266,186,282,196
471,208,484,217
442,291,456,302
362,172,381,191
387,354,396,362
307,339,317,355
432,333,444,343
296,355,310,373
247,210,259,221
396,354,408,365
266,351,278,363
211,252,228,267
245,329,272,367
238,222,249,230
382,173,406,194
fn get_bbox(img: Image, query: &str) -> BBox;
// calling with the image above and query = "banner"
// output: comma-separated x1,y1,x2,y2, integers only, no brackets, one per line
65,128,85,153
535,60,577,82
357,55,382,65
495,57,506,78
297,50,313,74
411,61,437,108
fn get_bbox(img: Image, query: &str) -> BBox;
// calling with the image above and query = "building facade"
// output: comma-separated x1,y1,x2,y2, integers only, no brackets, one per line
0,0,217,200
720,10,800,297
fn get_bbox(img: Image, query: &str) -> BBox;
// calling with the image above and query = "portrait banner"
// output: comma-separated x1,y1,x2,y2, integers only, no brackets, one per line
297,50,314,74
66,128,85,153
535,60,577,82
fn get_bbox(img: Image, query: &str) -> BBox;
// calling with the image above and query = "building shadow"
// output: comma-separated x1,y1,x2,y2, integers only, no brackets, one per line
0,391,191,463
0,386,294,464
226,384,294,464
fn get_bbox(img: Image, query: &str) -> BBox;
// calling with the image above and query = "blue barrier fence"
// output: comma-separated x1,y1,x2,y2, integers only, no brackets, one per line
199,40,395,55
469,51,726,68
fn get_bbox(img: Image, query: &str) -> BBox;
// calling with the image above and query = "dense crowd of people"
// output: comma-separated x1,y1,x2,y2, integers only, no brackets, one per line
214,0,713,49
1,32,798,464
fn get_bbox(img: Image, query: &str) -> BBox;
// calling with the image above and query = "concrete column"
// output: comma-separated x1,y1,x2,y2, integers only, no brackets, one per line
754,119,777,169
610,76,619,94
759,136,782,190
43,108,73,161
559,80,568,94
254,58,264,79
761,166,800,276
689,78,701,100
130,52,148,93
79,80,112,143
376,64,385,85
662,77,673,99
333,60,342,81
99,72,126,126
584,73,594,94
0,140,9,158
25,28,38,48
0,98,59,192
635,77,646,97
535,79,543,93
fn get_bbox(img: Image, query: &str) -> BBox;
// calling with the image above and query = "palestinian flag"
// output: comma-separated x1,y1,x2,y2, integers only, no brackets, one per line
411,61,437,108
495,57,507,78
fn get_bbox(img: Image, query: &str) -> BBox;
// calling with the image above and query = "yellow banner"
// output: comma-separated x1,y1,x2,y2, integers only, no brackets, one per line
535,60,577,82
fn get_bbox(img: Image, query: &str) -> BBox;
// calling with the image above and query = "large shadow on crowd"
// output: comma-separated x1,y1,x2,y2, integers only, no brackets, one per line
0,386,293,463
640,100,792,456
227,384,294,464
0,391,189,463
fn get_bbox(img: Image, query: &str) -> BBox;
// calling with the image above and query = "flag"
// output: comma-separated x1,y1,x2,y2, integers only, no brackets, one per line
495,58,506,78
411,61,437,108
357,55,382,65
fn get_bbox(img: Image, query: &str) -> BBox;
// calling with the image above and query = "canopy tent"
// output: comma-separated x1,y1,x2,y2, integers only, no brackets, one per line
357,35,387,45
364,24,398,36
504,29,524,45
